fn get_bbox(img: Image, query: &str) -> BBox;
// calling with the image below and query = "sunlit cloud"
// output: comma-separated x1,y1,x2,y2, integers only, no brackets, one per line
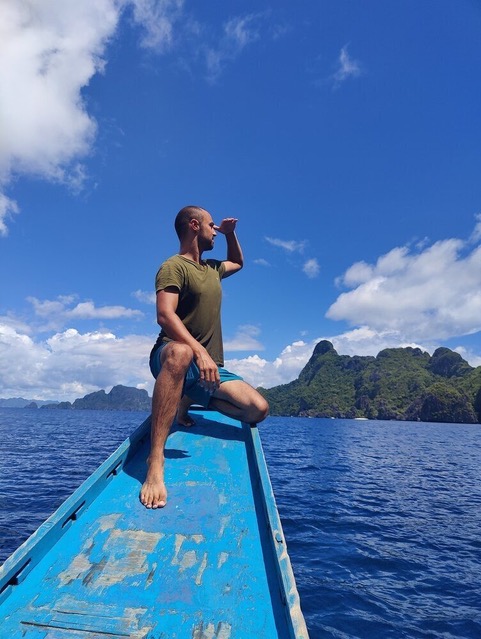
0,322,153,401
0,0,231,235
328,217,481,341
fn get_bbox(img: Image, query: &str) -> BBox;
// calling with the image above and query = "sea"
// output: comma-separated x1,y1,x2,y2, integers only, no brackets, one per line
1,409,480,638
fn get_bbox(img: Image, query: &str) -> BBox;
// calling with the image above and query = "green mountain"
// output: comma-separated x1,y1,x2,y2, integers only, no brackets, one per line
259,341,481,423
41,385,151,411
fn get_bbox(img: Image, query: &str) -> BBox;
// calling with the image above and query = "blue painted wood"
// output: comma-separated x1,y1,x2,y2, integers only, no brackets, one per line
0,410,309,638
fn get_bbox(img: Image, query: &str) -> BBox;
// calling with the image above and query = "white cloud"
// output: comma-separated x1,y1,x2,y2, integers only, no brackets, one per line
204,13,263,81
0,322,154,402
469,213,481,243
224,325,264,351
332,45,362,89
0,1,121,230
328,220,481,341
253,258,270,267
0,0,185,235
303,258,320,278
265,236,306,253
130,0,184,51
226,340,313,389
27,295,143,331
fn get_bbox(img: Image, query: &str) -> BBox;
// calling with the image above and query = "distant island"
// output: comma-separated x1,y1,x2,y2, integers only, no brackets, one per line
259,341,481,424
0,385,151,412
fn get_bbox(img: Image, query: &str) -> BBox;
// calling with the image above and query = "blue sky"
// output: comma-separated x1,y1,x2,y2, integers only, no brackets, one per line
1,0,481,401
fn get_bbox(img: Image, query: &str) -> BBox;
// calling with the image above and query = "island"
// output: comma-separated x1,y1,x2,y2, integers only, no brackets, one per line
258,341,481,423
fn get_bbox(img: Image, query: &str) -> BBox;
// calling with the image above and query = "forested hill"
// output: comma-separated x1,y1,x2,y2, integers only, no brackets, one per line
259,341,481,423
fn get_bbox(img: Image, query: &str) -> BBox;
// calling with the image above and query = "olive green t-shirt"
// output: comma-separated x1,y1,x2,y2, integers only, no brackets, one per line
154,254,226,365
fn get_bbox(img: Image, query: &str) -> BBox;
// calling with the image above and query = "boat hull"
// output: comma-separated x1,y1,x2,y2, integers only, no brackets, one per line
0,410,308,638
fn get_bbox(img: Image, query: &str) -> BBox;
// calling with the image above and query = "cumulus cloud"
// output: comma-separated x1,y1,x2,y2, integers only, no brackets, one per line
0,2,274,234
0,1,121,232
265,236,306,253
328,221,481,341
224,325,264,351
0,0,187,235
303,258,320,278
332,45,362,89
0,322,154,401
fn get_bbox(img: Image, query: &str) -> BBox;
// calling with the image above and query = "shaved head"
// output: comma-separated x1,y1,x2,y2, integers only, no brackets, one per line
174,206,207,240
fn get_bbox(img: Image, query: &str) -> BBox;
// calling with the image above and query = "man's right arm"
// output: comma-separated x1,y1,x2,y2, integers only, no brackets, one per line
157,288,220,389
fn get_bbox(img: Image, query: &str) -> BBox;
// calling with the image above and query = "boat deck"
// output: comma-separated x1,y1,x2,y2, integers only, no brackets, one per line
0,411,308,638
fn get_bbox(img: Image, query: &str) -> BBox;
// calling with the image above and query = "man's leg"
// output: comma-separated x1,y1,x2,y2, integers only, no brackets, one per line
210,380,269,424
176,394,195,427
140,342,193,509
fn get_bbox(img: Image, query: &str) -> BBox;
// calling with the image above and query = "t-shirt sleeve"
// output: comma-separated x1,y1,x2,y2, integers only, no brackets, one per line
155,259,185,293
206,259,226,279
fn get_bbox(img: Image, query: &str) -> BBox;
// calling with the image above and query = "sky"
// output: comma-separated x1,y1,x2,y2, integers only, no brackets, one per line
1,0,481,402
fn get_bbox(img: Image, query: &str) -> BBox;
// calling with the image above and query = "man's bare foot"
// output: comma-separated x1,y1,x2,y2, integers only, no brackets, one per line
176,395,195,427
140,459,167,509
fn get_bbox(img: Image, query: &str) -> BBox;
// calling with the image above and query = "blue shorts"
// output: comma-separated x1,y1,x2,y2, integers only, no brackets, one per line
149,343,243,408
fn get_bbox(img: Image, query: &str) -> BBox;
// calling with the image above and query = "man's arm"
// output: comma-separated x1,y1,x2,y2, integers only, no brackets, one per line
215,218,243,278
157,288,220,389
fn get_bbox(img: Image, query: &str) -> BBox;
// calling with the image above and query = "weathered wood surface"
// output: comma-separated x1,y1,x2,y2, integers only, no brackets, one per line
0,410,309,638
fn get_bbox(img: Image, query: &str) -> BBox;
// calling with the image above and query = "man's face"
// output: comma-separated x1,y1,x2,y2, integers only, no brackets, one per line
198,211,217,251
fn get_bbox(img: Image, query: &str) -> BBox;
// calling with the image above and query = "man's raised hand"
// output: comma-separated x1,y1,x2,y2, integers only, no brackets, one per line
214,218,238,234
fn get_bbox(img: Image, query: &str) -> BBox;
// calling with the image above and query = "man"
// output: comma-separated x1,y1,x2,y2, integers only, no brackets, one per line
140,206,269,509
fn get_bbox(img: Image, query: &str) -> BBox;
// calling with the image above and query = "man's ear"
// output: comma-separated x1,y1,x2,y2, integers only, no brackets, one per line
189,218,200,232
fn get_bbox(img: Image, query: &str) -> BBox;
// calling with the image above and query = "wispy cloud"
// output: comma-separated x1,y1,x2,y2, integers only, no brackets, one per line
253,258,271,267
27,295,143,331
132,289,156,304
130,0,184,51
332,45,362,89
265,236,306,253
203,13,263,82
224,325,264,352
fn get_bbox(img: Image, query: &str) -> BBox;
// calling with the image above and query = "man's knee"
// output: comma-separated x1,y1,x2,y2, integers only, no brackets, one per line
247,393,269,423
161,342,193,375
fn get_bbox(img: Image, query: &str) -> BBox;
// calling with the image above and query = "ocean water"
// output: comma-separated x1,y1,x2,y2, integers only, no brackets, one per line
1,409,481,638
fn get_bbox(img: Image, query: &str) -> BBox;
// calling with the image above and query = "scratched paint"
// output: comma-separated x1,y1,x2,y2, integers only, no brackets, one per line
192,621,232,639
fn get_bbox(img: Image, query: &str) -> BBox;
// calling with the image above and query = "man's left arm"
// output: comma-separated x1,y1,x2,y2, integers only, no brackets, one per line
215,217,244,278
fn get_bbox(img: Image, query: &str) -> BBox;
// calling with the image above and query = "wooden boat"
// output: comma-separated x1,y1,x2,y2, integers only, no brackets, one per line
0,410,309,638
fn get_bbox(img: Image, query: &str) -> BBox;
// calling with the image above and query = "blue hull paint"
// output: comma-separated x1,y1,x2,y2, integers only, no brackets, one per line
0,410,308,638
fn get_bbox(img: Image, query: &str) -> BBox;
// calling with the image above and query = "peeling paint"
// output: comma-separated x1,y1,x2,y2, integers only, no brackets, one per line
98,514,122,532
218,516,230,537
217,552,228,569
180,550,197,572
192,621,232,639
195,553,208,586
